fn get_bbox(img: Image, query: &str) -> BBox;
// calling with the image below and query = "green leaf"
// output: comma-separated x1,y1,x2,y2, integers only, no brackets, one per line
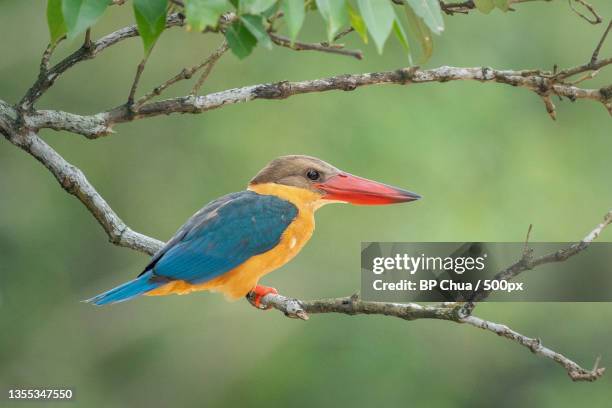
347,3,367,44
493,0,510,12
239,0,277,14
240,14,272,49
473,0,495,14
133,0,168,54
62,0,109,39
315,0,347,42
405,0,444,35
281,0,305,42
185,0,229,32
47,0,67,43
392,19,410,54
225,20,258,59
404,3,432,63
357,0,395,54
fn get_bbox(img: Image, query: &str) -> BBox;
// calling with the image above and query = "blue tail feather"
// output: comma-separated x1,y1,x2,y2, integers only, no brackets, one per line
85,271,161,306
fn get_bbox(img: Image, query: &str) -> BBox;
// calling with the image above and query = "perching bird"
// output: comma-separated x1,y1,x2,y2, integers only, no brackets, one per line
86,155,420,308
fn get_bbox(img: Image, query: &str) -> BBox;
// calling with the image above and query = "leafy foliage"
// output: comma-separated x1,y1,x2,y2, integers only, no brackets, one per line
45,0,453,61
240,14,273,49
405,0,443,35
133,0,168,54
357,0,395,54
281,0,305,42
403,3,432,63
392,18,410,55
185,0,230,32
493,0,510,12
315,0,349,42
224,20,258,58
61,0,109,40
47,0,67,43
474,0,510,14
347,2,368,44
239,0,278,14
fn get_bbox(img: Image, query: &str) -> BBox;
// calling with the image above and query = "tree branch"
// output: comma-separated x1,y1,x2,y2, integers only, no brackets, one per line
466,210,612,304
256,290,606,382
555,20,612,79
257,293,462,321
18,13,186,111
1,105,163,255
250,210,611,382
439,0,603,23
19,62,612,139
462,315,605,381
269,32,363,60
130,41,229,110
190,41,229,96
591,20,612,64
568,0,603,25
127,53,152,107
11,6,610,139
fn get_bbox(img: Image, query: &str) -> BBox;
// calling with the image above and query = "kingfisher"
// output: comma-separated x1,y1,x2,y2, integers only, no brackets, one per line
86,155,420,308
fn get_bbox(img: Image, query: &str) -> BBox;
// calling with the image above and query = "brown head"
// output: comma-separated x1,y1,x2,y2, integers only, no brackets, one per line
249,155,420,205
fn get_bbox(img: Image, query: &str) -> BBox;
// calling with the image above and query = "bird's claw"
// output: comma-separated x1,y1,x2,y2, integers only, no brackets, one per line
246,285,278,310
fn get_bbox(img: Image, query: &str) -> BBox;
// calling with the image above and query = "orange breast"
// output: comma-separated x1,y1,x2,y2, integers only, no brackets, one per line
145,184,320,299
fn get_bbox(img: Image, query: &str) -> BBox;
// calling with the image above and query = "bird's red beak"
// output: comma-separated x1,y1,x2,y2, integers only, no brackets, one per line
315,173,421,205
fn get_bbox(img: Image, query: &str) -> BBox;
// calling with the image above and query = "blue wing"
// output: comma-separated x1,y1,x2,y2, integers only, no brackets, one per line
142,191,298,284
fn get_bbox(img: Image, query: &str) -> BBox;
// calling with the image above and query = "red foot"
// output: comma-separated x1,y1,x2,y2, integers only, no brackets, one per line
247,285,278,310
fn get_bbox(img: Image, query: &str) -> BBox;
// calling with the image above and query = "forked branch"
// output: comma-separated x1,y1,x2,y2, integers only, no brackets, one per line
17,62,612,139
438,0,603,24
255,210,611,382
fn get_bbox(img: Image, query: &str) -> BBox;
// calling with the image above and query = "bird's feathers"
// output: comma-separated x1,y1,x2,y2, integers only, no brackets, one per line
148,191,298,283
86,190,299,305
85,271,161,305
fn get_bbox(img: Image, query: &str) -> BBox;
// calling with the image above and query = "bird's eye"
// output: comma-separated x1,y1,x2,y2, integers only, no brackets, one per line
306,169,320,181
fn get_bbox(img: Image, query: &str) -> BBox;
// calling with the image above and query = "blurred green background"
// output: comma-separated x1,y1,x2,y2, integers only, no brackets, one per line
2,1,612,407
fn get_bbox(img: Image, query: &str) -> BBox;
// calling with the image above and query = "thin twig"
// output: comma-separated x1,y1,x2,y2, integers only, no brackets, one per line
269,33,363,60
18,13,185,111
553,19,612,81
83,28,92,50
522,224,534,259
439,0,603,22
554,56,612,79
191,41,229,95
40,36,66,74
570,69,600,85
438,0,475,15
332,27,355,42
133,41,228,109
127,53,152,108
568,0,603,25
591,20,612,64
541,94,557,120
255,288,607,381
469,210,612,303
462,316,605,382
